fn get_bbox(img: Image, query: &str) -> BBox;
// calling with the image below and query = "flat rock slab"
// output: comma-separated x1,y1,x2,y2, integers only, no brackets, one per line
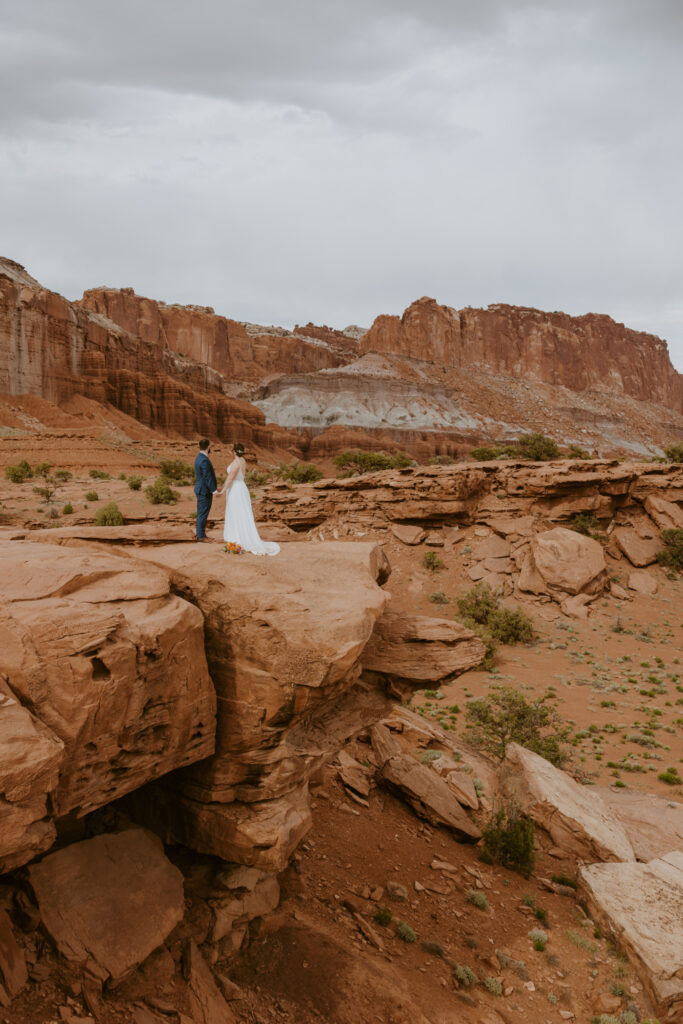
361,611,485,685
614,526,661,567
501,744,635,863
28,829,184,986
595,787,683,862
379,753,482,842
644,495,683,531
628,569,658,595
579,851,683,1018
390,524,426,545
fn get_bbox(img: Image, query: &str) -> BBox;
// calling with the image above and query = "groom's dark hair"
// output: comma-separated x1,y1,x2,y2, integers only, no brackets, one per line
198,439,210,450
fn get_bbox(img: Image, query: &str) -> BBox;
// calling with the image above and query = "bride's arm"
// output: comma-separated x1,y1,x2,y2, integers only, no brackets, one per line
217,462,240,495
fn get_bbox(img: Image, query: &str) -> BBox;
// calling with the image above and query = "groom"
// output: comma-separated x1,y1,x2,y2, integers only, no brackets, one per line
193,439,218,542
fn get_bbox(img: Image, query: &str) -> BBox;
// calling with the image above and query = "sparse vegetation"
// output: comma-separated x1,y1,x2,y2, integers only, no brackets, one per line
483,977,503,995
276,461,324,484
569,512,602,538
158,459,194,485
455,583,534,650
395,921,417,943
465,889,488,910
94,501,124,526
528,928,548,951
88,468,111,480
470,443,519,461
145,477,180,505
429,591,450,605
470,432,560,461
84,490,99,502
127,474,144,490
54,469,72,482
656,529,683,573
663,442,683,462
374,906,393,926
567,444,591,459
333,449,413,477
5,460,33,483
658,766,682,785
453,964,478,986
245,467,271,488
481,804,536,878
62,502,73,515
428,454,457,465
423,551,445,571
464,685,570,766
551,873,577,889
565,929,598,953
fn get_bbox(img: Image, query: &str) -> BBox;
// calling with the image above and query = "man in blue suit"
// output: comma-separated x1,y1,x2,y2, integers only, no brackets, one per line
193,439,218,541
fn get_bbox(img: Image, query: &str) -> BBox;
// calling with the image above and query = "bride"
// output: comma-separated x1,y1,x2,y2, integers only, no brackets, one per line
218,443,280,556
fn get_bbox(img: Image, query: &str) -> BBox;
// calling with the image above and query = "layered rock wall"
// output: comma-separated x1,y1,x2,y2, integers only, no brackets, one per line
361,298,683,413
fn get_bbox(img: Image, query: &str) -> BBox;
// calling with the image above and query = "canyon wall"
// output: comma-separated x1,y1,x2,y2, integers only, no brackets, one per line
79,288,355,383
361,298,683,414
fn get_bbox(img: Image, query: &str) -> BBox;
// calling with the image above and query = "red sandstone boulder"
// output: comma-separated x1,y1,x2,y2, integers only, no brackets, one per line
519,527,608,599
614,526,661,566
361,611,485,687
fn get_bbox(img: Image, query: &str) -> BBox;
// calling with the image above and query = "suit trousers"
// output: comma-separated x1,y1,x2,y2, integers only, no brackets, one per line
196,490,213,539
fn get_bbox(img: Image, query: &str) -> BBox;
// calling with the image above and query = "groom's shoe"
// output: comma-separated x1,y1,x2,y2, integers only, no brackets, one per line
196,537,210,543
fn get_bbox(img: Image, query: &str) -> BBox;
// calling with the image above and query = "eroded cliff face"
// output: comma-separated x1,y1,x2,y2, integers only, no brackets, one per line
78,288,355,383
361,297,683,413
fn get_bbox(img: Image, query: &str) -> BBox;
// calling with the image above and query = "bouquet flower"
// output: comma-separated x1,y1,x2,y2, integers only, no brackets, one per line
224,542,243,554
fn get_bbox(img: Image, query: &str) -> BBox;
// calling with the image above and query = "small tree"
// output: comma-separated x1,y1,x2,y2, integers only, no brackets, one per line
464,685,570,765
516,433,560,460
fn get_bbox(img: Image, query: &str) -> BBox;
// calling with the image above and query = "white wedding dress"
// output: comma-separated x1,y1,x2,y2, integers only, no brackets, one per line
223,460,280,556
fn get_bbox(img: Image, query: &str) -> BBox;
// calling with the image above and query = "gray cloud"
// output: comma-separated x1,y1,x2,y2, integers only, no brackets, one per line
1,0,682,369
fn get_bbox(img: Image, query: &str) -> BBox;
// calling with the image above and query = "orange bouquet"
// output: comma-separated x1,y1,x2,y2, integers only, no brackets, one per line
223,542,242,554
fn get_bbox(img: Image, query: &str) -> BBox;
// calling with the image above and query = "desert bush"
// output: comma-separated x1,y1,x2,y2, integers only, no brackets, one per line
528,928,548,951
118,472,127,480
276,461,323,484
158,459,194,484
429,591,450,605
656,529,683,573
453,965,478,986
483,977,503,995
658,766,682,785
464,685,570,765
145,477,180,505
567,444,591,459
84,490,99,502
469,444,518,461
456,583,534,647
374,906,393,926
34,461,52,477
245,467,271,487
569,512,602,538
429,454,457,465
395,921,417,943
663,442,683,462
88,468,111,480
481,805,536,878
62,502,73,515
94,501,124,526
465,890,488,910
127,474,144,491
516,432,560,460
54,469,72,482
333,449,413,477
5,460,33,483
423,551,444,571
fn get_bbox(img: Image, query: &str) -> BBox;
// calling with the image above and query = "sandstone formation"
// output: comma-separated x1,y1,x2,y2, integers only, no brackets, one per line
519,526,608,599
28,829,184,986
0,909,27,1004
361,297,683,414
595,787,683,862
579,852,683,1018
0,539,215,873
501,744,636,863
360,611,485,688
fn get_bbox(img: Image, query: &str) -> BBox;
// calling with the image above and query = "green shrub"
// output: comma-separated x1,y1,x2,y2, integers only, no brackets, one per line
54,469,72,482
84,490,99,502
159,459,194,484
245,467,271,488
88,468,111,480
145,477,180,505
464,685,570,765
127,474,144,491
453,964,478,986
429,591,450,605
395,921,417,943
483,977,503,995
333,449,413,477
516,432,560,460
418,749,443,766
470,444,518,461
658,766,682,785
481,805,535,878
567,444,591,459
62,502,73,515
528,928,547,951
423,551,444,571
487,606,534,644
465,889,488,910
456,583,534,646
118,472,127,480
374,906,393,926
569,512,602,538
33,481,58,504
656,529,683,573
94,501,124,526
276,461,324,484
34,462,52,477
5,460,33,483
429,454,457,465
663,442,683,463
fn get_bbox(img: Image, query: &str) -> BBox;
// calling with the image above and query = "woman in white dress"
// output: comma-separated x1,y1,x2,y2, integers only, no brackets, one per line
218,443,280,556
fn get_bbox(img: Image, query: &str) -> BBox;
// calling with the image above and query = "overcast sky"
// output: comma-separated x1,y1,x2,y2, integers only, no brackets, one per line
1,0,682,369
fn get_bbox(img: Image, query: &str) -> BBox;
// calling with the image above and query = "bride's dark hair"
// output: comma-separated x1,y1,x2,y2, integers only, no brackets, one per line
233,442,245,456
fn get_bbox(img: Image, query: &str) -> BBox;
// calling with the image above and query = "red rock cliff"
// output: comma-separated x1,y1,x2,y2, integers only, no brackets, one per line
361,297,683,413
78,288,353,383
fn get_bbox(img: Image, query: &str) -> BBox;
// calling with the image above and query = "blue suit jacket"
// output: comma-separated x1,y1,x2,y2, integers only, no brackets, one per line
194,452,217,496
